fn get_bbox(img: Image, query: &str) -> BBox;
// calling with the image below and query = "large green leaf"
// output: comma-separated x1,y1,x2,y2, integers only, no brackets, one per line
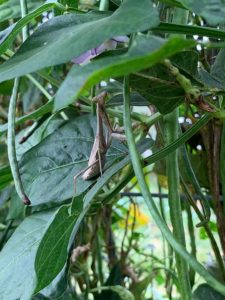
177,0,225,26
170,50,199,78
129,60,187,114
54,35,195,112
39,266,69,299
0,209,56,300
0,0,159,83
16,113,68,160
35,199,82,293
0,2,60,55
19,114,127,206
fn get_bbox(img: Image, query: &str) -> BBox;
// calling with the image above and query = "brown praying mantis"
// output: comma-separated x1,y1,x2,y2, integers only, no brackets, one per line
74,91,126,191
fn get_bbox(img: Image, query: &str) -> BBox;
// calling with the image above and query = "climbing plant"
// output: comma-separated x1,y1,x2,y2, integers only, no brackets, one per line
1,0,225,299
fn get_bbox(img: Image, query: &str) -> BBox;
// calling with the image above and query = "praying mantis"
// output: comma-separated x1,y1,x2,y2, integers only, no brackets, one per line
74,91,126,190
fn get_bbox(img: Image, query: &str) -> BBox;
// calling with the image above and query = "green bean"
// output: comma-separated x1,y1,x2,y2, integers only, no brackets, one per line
7,78,30,205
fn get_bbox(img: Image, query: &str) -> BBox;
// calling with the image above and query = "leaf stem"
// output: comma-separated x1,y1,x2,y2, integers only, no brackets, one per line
20,0,29,41
26,74,52,101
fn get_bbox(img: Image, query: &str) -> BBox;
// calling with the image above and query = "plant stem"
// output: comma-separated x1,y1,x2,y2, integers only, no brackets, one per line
220,122,225,217
123,75,225,296
185,201,196,286
20,0,29,41
26,74,52,101
95,233,104,285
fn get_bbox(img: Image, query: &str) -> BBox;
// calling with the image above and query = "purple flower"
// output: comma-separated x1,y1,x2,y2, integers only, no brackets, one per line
72,35,129,64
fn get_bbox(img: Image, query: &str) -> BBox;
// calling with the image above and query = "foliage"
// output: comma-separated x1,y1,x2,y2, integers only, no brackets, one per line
1,0,225,299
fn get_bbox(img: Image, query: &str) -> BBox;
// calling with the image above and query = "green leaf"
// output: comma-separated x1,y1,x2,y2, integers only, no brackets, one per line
0,209,56,300
38,265,68,299
7,190,25,220
16,112,67,160
198,69,225,89
171,50,199,78
54,35,195,111
210,49,225,84
0,80,13,95
0,165,12,191
0,0,44,23
34,193,83,293
177,0,225,26
200,221,218,240
193,283,225,300
35,199,82,293
0,0,159,83
129,62,186,114
195,49,225,89
19,115,127,206
0,2,60,56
